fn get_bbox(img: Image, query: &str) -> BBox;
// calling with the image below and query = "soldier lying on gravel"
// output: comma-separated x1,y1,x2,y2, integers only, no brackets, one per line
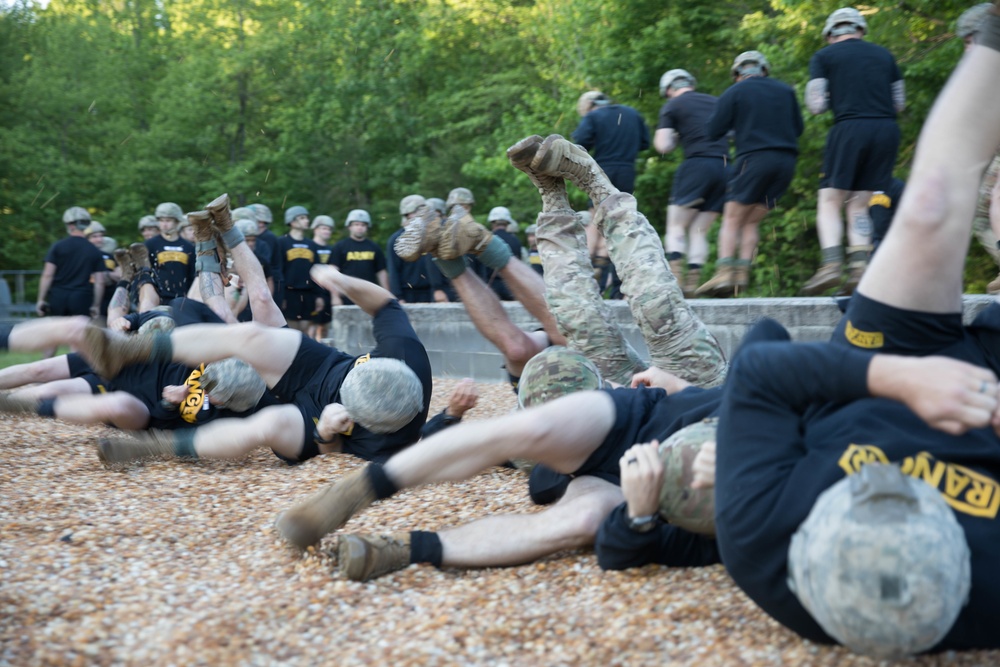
274,133,738,580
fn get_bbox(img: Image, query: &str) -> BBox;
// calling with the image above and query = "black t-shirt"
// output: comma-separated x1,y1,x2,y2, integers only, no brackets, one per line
144,235,195,299
657,91,730,159
707,77,804,157
44,236,106,291
809,39,902,123
330,237,387,285
572,104,651,168
279,235,320,290
386,228,442,297
714,310,1000,652
256,229,283,288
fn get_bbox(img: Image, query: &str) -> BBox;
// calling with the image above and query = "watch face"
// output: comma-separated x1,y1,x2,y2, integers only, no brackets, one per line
628,515,657,533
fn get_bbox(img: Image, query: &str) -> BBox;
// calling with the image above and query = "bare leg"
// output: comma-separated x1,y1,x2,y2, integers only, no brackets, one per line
737,205,769,260
816,188,848,249
166,323,302,387
7,317,88,352
665,205,699,256
11,377,93,401
137,283,160,313
199,271,238,324
439,476,623,567
188,405,305,459
860,39,1000,311
0,355,73,390
498,258,567,347
50,392,150,430
688,211,718,266
844,190,874,248
450,269,547,376
385,391,616,487
229,242,285,327
107,284,130,324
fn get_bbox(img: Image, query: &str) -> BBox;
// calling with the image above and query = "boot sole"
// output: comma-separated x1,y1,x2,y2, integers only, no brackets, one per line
206,194,233,232
506,134,543,169
338,535,373,581
394,219,433,262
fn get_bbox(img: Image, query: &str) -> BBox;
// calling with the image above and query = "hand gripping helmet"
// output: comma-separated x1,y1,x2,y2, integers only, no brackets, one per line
731,51,771,79
787,463,971,659
659,69,696,97
823,7,868,39
517,346,604,410
656,418,717,535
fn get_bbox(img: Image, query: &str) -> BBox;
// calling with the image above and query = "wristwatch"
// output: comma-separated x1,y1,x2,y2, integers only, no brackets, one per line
627,513,659,533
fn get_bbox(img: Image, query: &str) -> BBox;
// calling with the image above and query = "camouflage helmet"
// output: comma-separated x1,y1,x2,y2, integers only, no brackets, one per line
517,346,604,410
656,418,717,535
507,220,520,234
101,236,118,254
576,90,610,116
250,203,273,224
788,464,970,660
524,223,538,237
284,205,309,224
234,218,258,239
659,69,696,97
399,194,427,220
957,3,992,39
823,7,868,39
201,357,267,413
731,50,771,78
487,206,515,227
83,220,106,236
445,188,475,211
426,197,447,216
346,209,372,226
340,357,423,434
311,215,335,230
63,206,91,228
155,202,184,222
231,207,257,223
138,214,159,230
137,310,176,336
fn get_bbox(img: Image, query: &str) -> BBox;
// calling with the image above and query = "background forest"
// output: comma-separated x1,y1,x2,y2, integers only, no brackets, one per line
0,0,993,295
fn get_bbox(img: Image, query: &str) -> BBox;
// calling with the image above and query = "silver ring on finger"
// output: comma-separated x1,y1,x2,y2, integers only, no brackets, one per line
626,458,638,465
980,380,991,394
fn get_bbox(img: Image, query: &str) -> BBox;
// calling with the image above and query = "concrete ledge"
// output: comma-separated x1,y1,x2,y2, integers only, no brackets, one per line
327,296,997,382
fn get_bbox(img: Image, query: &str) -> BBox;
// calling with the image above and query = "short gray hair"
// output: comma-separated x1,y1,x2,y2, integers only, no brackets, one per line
201,358,267,413
339,358,424,434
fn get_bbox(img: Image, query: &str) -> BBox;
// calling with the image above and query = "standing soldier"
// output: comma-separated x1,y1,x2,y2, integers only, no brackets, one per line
138,215,160,241
654,68,730,297
329,209,389,306
144,202,195,300
387,195,446,304
251,203,282,297
310,215,335,341
84,221,119,325
36,207,107,325
800,7,905,296
279,205,321,333
696,51,803,297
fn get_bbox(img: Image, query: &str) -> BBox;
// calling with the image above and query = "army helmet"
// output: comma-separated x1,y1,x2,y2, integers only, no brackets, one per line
155,202,184,222
957,3,992,39
487,206,516,227
659,69,696,97
656,418,717,535
284,205,309,225
517,346,604,410
83,220,106,236
731,50,771,78
346,209,372,226
138,214,159,231
823,7,868,39
63,206,91,229
250,203,273,224
426,198,447,217
445,188,475,212
311,215,335,230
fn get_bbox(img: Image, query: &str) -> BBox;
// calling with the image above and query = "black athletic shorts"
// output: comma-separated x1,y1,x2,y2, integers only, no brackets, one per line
833,293,1000,377
311,292,332,325
281,288,316,322
727,150,797,209
48,287,92,317
671,156,727,212
586,164,637,208
820,118,899,192
66,352,112,394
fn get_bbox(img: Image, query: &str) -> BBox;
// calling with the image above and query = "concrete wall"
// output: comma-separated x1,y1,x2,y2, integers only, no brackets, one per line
327,296,996,382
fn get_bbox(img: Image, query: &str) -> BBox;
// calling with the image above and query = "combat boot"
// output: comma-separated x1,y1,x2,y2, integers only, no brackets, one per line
695,261,735,298
507,135,573,213
733,260,750,297
338,533,412,582
668,258,686,284
988,272,1000,295
188,210,214,244
394,207,445,262
530,134,616,205
275,467,377,551
436,207,494,260
129,243,151,272
82,323,172,379
682,268,701,299
97,430,177,464
838,263,866,297
0,392,39,415
205,193,233,232
114,248,135,283
800,263,842,296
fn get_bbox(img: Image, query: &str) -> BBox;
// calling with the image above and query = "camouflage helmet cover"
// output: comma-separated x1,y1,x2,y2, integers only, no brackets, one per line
234,218,258,239
823,7,868,39
487,206,516,226
346,209,372,226
63,206,92,227
399,194,427,216
284,205,309,224
83,220,106,236
787,463,971,659
340,357,424,434
426,198,447,216
155,202,184,222
138,214,159,230
100,236,118,254
517,346,604,410
957,3,992,39
231,207,257,223
659,69,696,96
656,418,717,535
250,203,273,224
731,51,771,77
524,223,538,237
576,90,609,116
311,215,335,230
445,187,475,211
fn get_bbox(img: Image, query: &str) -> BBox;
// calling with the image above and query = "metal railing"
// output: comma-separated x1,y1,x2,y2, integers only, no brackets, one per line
0,270,42,319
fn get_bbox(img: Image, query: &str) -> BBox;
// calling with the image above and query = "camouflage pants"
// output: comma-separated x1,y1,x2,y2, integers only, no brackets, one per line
972,152,1000,267
538,193,728,388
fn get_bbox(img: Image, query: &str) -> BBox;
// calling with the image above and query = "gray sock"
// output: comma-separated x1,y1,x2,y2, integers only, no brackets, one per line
477,237,512,271
432,256,468,279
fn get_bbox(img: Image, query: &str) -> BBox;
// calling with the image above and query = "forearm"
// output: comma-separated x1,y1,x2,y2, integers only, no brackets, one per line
653,128,677,155
107,285,130,322
92,274,105,309
419,410,461,439
310,265,392,316
37,267,55,304
804,78,828,115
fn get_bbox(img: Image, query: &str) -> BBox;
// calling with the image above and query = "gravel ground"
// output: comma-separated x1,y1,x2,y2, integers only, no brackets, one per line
1,378,997,666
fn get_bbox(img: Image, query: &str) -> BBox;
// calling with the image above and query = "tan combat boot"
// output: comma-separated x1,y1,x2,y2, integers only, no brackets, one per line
436,207,494,260
394,207,445,262
669,258,686,284
275,467,377,551
695,260,735,298
507,135,573,213
0,392,39,415
97,430,177,464
800,263,842,296
82,323,169,379
988,272,1000,295
338,533,412,582
129,243,151,271
530,134,616,205
114,248,135,283
682,268,701,299
733,260,750,297
205,193,233,232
